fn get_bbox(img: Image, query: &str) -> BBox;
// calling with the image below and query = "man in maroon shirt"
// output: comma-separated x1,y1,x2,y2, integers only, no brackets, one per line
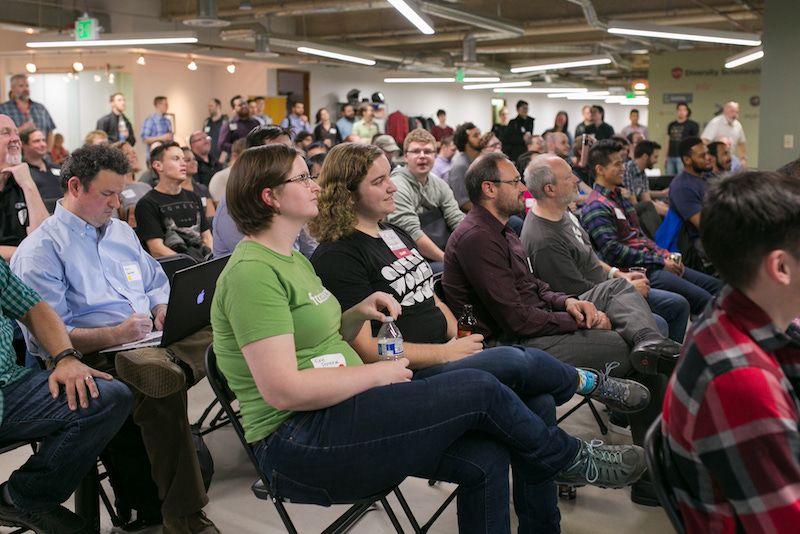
443,152,681,504
663,171,800,533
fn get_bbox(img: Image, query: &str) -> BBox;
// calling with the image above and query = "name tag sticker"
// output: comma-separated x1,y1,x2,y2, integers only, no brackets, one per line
330,128,337,134
310,353,346,368
204,126,211,133
379,229,412,259
229,123,238,131
614,208,627,220
121,189,136,199
50,168,61,176
201,197,208,207
122,263,142,282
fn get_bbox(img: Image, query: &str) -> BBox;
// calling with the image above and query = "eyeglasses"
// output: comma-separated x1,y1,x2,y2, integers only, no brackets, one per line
486,176,524,186
283,173,319,187
406,149,436,156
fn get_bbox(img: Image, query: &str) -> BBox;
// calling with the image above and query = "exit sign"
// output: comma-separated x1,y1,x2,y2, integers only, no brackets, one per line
75,17,99,41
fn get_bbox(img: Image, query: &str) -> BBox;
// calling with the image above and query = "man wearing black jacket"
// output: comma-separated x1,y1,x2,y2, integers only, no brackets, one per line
96,93,135,146
502,100,534,163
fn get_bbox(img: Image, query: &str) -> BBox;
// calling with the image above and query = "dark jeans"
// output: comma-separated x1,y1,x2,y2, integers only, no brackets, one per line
254,369,580,534
414,346,578,533
0,370,132,512
649,267,723,316
647,288,691,342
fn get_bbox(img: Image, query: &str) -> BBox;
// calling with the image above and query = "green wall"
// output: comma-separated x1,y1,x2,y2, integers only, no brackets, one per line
649,49,761,169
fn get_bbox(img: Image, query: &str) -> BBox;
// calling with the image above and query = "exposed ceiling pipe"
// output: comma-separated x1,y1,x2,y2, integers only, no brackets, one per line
419,2,524,37
564,0,671,51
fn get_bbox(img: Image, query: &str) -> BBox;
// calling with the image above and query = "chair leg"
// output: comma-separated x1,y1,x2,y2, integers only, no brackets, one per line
556,396,590,425
194,398,220,429
272,499,299,534
381,497,406,534
322,502,373,534
587,400,609,435
393,488,423,534
419,488,458,533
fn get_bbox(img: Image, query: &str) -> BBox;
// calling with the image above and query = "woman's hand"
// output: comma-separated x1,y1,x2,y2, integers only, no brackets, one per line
352,292,402,323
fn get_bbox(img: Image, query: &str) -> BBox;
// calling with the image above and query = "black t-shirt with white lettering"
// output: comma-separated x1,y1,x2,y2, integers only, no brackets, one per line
26,161,63,204
312,223,448,343
0,178,29,247
134,188,209,258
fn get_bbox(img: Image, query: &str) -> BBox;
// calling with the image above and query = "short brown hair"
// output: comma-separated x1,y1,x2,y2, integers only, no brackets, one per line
308,142,384,242
226,144,297,235
402,128,436,152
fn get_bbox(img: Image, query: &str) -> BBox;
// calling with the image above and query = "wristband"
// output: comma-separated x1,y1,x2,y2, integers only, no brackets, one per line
52,348,83,367
607,267,619,280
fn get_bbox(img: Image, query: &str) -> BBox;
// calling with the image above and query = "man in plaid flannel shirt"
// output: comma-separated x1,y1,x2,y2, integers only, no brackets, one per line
580,140,722,316
663,170,800,533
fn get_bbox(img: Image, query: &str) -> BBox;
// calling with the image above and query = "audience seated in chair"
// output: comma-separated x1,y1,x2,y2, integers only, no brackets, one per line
210,143,648,534
12,144,219,533
0,258,131,533
663,171,800,533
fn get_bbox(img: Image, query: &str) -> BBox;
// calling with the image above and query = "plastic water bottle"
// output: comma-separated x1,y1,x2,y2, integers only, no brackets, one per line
377,320,404,360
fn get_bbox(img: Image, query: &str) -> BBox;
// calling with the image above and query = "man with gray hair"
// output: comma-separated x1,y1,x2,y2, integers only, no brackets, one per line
544,131,570,159
0,114,48,261
0,74,57,150
701,102,747,168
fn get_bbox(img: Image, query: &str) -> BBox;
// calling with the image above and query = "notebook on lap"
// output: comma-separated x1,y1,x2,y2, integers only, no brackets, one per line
100,255,229,353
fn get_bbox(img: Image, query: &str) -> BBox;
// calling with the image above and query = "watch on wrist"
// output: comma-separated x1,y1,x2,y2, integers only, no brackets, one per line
52,348,83,367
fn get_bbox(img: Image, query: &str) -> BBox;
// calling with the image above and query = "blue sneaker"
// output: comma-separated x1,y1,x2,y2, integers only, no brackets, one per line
555,439,646,489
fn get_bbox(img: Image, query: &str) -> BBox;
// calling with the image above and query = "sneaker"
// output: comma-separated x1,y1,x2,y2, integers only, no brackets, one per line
555,439,646,489
584,362,650,414
163,510,220,534
115,348,186,398
0,495,86,534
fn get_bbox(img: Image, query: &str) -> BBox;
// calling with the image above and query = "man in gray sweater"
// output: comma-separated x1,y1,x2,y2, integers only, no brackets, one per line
388,129,464,270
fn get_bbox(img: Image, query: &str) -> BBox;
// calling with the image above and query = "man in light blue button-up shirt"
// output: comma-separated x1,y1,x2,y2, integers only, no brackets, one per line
12,144,218,531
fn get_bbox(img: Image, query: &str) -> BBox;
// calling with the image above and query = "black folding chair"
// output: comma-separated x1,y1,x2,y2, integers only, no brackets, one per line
204,346,408,533
644,416,686,534
156,253,197,281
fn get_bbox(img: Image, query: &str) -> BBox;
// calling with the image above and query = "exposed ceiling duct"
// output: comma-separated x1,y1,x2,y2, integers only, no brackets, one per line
420,2,524,37
183,0,230,28
455,34,483,67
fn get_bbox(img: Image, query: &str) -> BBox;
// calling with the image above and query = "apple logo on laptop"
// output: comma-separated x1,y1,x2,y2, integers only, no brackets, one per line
196,290,206,305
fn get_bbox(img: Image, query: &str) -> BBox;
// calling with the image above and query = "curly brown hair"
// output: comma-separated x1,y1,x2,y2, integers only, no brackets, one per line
308,142,384,242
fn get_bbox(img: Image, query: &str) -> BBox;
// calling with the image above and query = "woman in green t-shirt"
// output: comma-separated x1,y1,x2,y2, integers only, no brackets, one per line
211,144,646,533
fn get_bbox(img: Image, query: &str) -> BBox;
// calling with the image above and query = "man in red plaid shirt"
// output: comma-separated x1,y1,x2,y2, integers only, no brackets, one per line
663,170,800,533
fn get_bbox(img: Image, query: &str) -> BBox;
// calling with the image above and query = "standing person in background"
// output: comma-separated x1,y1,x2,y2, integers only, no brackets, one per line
313,108,341,147
701,102,748,169
217,95,261,164
247,99,266,126
96,93,135,146
253,96,272,126
49,133,68,165
202,98,227,164
431,109,454,142
502,100,534,163
620,109,649,140
491,106,509,142
279,101,313,141
664,103,699,175
351,103,380,142
574,105,593,139
141,96,173,160
543,111,572,148
0,74,57,150
585,106,614,141
335,103,356,141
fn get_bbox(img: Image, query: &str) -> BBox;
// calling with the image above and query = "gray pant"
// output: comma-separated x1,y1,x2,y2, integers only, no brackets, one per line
579,278,661,346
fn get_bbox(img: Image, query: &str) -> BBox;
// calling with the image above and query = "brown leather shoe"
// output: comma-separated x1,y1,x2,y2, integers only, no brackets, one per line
115,348,186,398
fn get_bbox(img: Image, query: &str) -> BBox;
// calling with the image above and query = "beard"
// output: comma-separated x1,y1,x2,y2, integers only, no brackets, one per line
5,151,22,166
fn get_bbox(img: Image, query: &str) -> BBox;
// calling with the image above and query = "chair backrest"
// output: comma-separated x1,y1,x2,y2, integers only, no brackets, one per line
204,345,275,495
644,416,686,534
157,253,198,282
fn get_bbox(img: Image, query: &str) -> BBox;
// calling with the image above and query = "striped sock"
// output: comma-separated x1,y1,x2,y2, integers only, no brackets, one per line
576,369,598,395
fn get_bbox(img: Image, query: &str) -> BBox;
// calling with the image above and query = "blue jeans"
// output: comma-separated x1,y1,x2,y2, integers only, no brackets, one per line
649,267,723,316
414,346,578,533
254,368,580,534
647,288,691,342
665,156,683,175
0,370,132,511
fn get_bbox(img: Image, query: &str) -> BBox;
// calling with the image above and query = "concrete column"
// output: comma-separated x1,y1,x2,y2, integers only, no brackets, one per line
757,0,800,169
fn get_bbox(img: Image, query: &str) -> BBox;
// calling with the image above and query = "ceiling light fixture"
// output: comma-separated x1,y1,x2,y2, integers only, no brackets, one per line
493,87,588,94
384,77,455,83
226,63,236,74
136,55,146,65
386,0,435,35
511,55,612,74
725,46,764,69
25,61,37,73
72,60,84,72
607,20,761,46
462,81,532,90
297,46,376,66
187,59,198,71
93,74,101,82
633,81,647,91
420,2,522,36
462,77,501,82
27,31,199,48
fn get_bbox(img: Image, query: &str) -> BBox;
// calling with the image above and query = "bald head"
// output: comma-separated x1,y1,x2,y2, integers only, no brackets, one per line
723,101,739,122
526,154,576,207
545,132,569,158
0,115,22,168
